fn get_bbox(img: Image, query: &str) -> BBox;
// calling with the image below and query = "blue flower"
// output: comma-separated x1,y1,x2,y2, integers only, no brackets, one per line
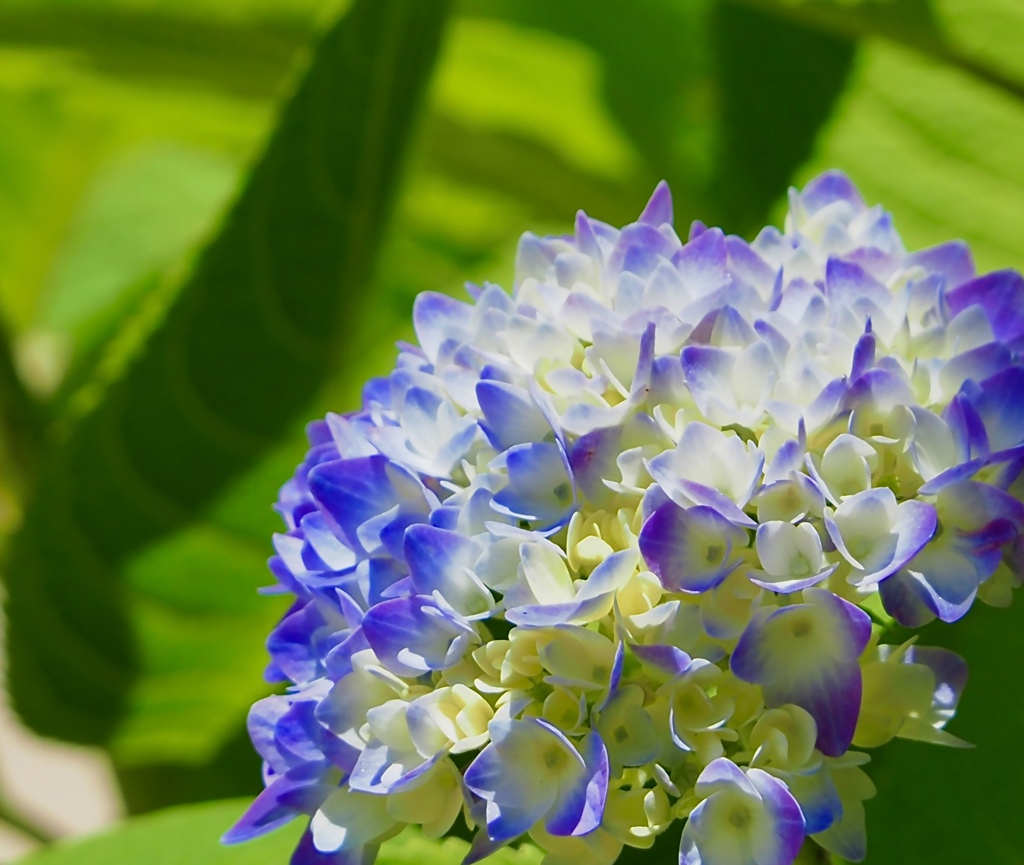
226,171,1024,865
464,718,609,843
680,758,804,865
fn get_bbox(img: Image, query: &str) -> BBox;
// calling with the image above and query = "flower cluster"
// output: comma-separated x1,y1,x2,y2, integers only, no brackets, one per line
225,172,1024,865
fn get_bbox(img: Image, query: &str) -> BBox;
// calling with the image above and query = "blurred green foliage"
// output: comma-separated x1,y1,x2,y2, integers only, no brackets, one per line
14,798,544,865
0,0,1022,862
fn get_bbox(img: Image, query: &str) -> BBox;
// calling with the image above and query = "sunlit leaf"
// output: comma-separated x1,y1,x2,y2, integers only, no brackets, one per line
16,799,303,865
40,145,236,353
933,0,1024,86
0,3,314,99
15,797,541,865
432,17,640,181
0,49,270,342
796,39,1024,272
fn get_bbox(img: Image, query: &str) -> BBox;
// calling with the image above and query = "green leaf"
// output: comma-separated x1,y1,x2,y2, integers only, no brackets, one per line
0,42,274,354
458,0,855,233
707,1,855,234
933,0,1024,88
0,4,315,100
796,39,1024,273
15,799,303,865
856,601,1024,863
4,0,450,762
729,0,1024,103
40,145,237,356
14,797,543,865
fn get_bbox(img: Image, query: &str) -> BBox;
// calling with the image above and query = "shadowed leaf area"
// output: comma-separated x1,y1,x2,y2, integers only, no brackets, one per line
4,0,450,761
854,599,1024,864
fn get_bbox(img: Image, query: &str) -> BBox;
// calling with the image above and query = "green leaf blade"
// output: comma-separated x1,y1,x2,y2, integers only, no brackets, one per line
4,0,450,758
14,797,542,865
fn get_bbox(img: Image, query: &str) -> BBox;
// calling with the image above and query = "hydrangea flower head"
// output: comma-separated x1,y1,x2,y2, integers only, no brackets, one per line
225,171,1024,865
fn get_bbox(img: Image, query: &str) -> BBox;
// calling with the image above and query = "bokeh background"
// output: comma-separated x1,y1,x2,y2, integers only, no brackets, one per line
0,0,1021,863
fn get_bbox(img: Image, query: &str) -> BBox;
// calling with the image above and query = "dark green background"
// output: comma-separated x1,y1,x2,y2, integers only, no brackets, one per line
0,0,1021,862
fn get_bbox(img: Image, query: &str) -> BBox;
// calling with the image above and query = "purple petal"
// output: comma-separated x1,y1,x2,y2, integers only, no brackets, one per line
844,367,915,418
906,240,975,289
674,227,728,296
727,235,776,290
944,391,990,461
900,645,968,713
506,549,637,627
640,501,748,592
463,830,511,865
781,766,842,835
491,442,576,529
630,644,695,679
917,457,984,495
608,224,676,278
570,425,624,508
348,741,444,795
574,211,603,261
946,270,1024,347
464,721,564,842
850,328,875,381
881,547,979,625
680,345,733,414
413,292,474,363
877,568,939,628
639,180,673,226
748,564,836,595
878,499,939,582
678,480,759,528
361,596,476,678
694,756,757,798
404,524,490,617
826,258,891,317
292,828,378,865
266,602,338,685
798,170,864,216
476,381,552,451
546,731,609,836
969,367,1024,452
301,512,359,573
595,641,626,712
731,589,870,756
276,700,333,766
248,695,293,774
826,490,937,586
681,761,804,865
630,321,658,398
747,768,807,864
309,456,428,555
940,343,1012,397
223,766,331,844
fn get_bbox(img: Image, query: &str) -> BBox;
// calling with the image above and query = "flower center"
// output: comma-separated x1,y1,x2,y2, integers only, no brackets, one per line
728,805,751,829
543,746,567,770
790,616,813,638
